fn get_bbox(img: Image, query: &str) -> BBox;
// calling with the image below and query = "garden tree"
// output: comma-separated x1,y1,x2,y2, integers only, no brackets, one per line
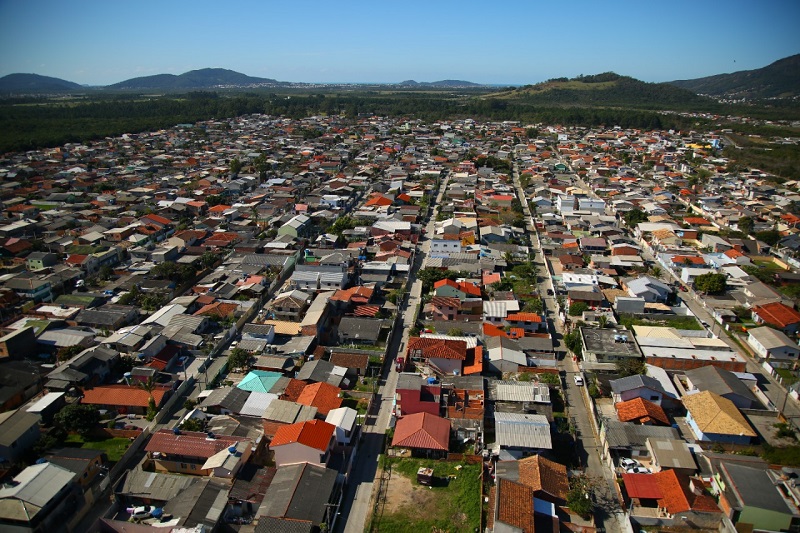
737,216,755,235
623,208,648,227
568,301,589,316
536,373,561,386
694,272,727,295
57,344,85,362
755,229,782,247
181,418,204,432
385,288,405,305
566,475,594,519
137,375,158,404
564,331,583,358
526,127,539,139
54,404,100,437
200,251,220,269
616,358,646,378
733,305,751,321
228,347,250,370
98,264,114,281
597,315,608,329
229,158,243,176
523,298,544,314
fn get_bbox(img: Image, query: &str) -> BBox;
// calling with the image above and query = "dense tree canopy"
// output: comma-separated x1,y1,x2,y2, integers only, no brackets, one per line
694,272,727,294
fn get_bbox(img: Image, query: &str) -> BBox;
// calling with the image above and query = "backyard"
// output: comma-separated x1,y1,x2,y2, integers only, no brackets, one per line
64,434,132,462
372,456,482,533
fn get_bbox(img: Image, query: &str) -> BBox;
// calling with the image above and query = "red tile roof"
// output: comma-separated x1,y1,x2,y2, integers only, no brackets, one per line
407,337,467,360
671,255,705,265
146,429,248,459
391,412,450,451
81,384,168,408
506,313,543,323
280,379,307,402
752,302,800,328
270,419,335,451
615,398,670,426
295,382,342,416
622,473,663,500
495,478,535,532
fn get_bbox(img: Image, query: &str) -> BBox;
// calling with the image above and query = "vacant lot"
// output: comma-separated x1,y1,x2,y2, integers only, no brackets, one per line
373,457,482,533
64,434,131,462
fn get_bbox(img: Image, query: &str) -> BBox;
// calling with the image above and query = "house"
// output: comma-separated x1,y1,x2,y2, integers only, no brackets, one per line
751,302,800,334
80,384,169,416
0,361,43,411
325,406,358,445
261,399,318,439
395,373,441,417
505,312,546,333
625,275,672,303
269,289,311,321
406,337,467,377
623,470,722,529
0,327,37,360
43,447,106,489
0,409,41,462
256,462,339,531
337,316,384,345
682,391,756,444
493,454,569,505
645,438,697,474
711,459,800,533
580,327,642,364
0,462,81,533
485,336,528,374
145,429,251,476
747,326,800,368
26,252,59,271
296,381,342,416
615,397,670,426
493,380,553,421
684,366,758,409
276,214,310,238
433,278,482,300
610,374,675,407
295,359,351,389
600,421,680,467
493,412,552,457
391,412,450,457
270,419,336,467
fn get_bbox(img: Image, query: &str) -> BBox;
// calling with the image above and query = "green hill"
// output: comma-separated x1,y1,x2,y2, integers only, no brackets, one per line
108,68,284,90
670,54,800,100
0,73,83,93
490,72,711,109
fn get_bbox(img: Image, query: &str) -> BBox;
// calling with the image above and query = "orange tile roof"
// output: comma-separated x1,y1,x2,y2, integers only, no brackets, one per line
723,248,745,259
208,204,232,213
654,470,719,515
517,455,569,501
683,217,711,225
506,313,543,323
194,301,238,318
391,412,450,450
752,302,800,328
407,337,467,360
483,272,502,287
462,346,483,375
495,479,535,532
81,384,168,408
615,397,670,426
622,472,663,499
671,255,705,265
280,378,307,402
295,382,342,416
270,419,335,451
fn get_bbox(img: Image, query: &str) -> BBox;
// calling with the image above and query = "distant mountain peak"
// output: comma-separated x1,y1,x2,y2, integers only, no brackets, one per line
0,73,83,93
669,54,800,100
107,68,284,90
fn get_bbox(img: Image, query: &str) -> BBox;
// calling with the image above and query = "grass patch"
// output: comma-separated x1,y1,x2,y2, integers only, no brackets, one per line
775,368,799,385
618,314,703,330
762,444,800,467
375,457,481,533
64,434,131,462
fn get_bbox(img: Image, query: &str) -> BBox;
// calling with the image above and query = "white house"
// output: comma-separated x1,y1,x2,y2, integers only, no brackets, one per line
325,407,358,445
747,326,800,369
270,420,336,468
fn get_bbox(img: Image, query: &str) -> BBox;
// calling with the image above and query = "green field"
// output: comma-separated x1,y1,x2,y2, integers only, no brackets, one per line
64,434,131,462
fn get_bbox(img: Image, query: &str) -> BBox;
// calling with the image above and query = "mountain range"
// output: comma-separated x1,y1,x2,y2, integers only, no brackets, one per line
0,55,797,99
668,54,800,100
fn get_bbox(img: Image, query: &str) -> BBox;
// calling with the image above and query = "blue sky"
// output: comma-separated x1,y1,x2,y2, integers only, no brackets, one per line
1,0,797,86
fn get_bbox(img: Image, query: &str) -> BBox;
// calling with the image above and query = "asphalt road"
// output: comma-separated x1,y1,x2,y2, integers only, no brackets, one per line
339,173,448,532
513,162,624,533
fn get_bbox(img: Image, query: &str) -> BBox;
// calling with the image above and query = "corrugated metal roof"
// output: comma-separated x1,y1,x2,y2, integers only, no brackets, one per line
494,412,552,450
0,462,74,509
495,381,550,403
238,392,278,418
120,468,196,502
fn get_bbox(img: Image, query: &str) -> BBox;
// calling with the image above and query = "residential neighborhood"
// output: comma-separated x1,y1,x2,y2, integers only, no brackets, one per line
1,112,800,533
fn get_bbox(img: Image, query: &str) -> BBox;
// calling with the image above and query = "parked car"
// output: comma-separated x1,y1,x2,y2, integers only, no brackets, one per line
619,458,639,469
573,375,584,386
131,506,153,520
701,320,710,328
626,466,651,474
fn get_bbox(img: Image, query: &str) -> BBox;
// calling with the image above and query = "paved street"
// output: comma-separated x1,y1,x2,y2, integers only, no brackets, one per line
513,162,624,533
339,173,447,532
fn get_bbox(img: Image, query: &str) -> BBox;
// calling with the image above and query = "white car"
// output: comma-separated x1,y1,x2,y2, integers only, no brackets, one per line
626,466,651,474
131,506,153,520
573,375,584,386
619,458,639,469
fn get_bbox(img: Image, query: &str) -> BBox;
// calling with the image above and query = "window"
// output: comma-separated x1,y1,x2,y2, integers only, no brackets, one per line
650,396,659,401
181,463,187,469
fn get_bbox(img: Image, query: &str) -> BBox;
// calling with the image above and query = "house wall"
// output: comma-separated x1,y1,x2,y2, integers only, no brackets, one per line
738,506,794,533
152,458,209,476
615,387,664,405
0,422,40,461
645,356,747,373
272,441,327,468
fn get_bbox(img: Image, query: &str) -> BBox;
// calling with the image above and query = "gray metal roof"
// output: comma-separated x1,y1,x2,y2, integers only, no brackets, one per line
646,438,696,470
257,463,338,524
0,462,74,510
685,365,757,405
603,421,679,449
0,409,39,447
263,399,317,423
119,468,196,502
609,374,665,395
495,381,550,404
494,412,552,450
721,462,796,515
